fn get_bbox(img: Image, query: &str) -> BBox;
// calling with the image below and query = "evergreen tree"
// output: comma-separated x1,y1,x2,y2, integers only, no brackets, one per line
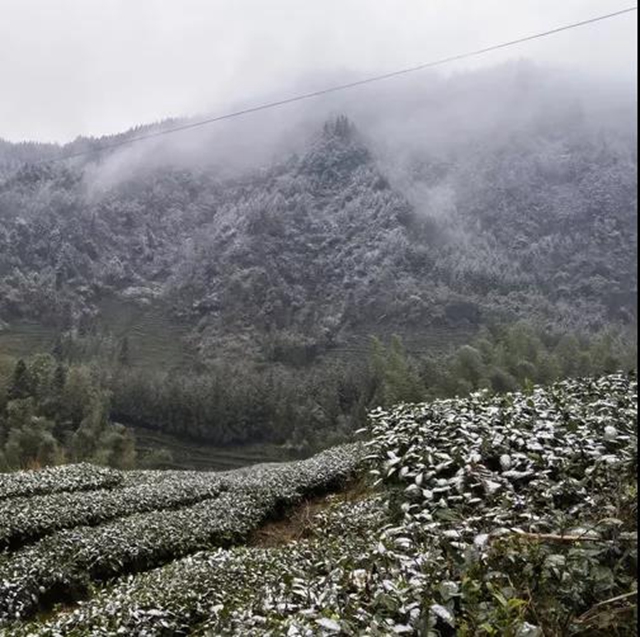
370,336,423,406
8,360,31,401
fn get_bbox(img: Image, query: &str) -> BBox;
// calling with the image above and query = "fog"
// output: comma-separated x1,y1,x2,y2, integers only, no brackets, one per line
0,0,637,144
69,57,633,196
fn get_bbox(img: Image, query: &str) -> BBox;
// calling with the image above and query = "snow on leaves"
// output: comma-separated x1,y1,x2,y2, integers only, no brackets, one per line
0,463,122,501
3,374,637,636
0,444,362,624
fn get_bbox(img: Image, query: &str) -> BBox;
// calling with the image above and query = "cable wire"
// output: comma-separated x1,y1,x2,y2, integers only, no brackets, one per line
34,6,638,164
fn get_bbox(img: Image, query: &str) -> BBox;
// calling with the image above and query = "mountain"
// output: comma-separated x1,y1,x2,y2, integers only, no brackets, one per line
0,94,636,367
0,63,636,465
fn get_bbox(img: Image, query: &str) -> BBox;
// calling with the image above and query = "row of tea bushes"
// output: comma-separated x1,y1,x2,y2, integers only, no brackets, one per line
10,496,388,637
8,375,637,635
0,463,122,500
0,473,226,550
0,490,266,621
367,373,637,534
0,444,362,622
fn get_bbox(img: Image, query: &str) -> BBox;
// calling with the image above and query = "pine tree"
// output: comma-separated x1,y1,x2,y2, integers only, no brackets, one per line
8,359,32,401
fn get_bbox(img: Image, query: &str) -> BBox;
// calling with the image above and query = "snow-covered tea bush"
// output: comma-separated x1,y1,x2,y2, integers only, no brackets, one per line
0,444,362,623
0,463,122,500
4,375,637,636
362,372,638,635
0,474,227,549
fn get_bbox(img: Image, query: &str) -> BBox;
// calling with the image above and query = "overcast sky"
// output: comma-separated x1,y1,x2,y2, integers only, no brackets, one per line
0,0,636,143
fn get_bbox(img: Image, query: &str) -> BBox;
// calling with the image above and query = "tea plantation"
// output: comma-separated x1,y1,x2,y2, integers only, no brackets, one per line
1,374,636,636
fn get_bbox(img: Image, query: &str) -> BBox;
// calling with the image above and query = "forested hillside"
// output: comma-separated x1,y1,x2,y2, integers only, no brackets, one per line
0,66,637,356
0,64,637,463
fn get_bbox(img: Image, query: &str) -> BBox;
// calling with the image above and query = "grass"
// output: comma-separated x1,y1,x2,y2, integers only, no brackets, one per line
96,296,195,371
131,425,290,471
250,478,371,547
0,297,195,373
0,323,57,360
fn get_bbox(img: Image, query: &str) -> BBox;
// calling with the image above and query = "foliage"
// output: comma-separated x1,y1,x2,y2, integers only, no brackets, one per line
108,358,376,450
363,372,638,635
94,323,639,452
0,356,136,470
5,374,636,636
0,471,224,550
370,335,423,406
418,322,637,398
0,444,362,622
0,321,634,468
0,462,122,500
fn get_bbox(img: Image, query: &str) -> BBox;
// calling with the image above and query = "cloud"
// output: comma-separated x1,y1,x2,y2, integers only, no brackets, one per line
0,0,636,142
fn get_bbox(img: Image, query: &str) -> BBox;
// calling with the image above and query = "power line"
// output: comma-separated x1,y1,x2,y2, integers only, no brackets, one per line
37,5,637,165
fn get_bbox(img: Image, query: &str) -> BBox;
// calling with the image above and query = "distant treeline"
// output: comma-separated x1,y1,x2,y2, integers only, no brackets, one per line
0,321,636,470
110,323,636,452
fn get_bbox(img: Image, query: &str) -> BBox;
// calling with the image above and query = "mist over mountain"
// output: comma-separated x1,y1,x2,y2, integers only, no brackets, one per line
0,63,636,365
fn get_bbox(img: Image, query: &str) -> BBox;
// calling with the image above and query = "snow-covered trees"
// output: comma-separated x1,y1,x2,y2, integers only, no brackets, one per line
0,109,636,358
